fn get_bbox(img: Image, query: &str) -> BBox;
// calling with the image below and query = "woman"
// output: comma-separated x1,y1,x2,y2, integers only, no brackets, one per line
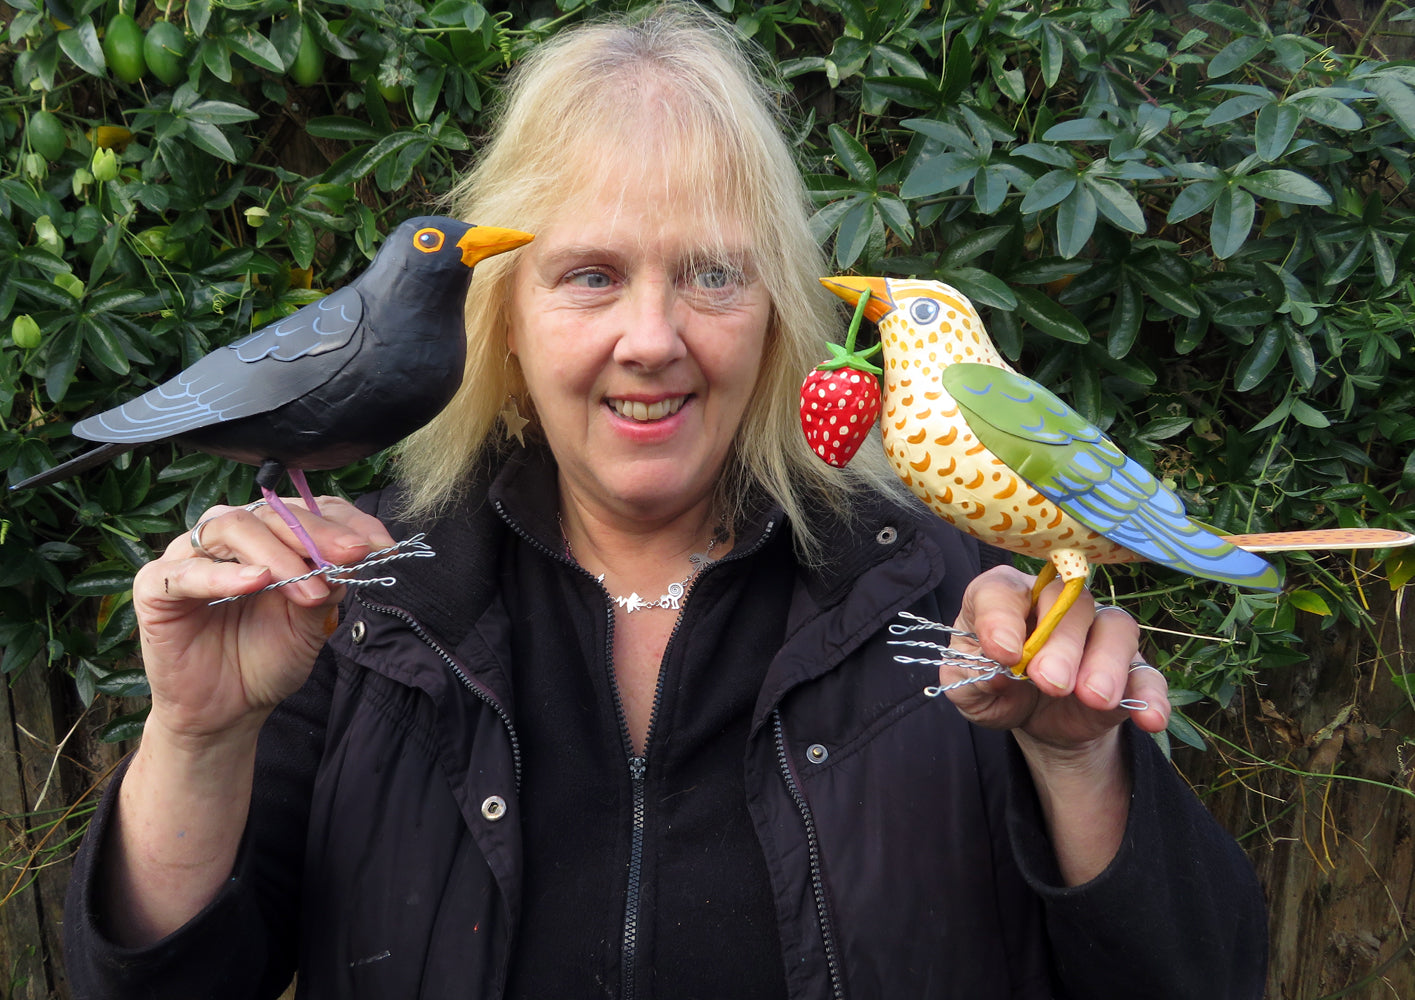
64,6,1266,998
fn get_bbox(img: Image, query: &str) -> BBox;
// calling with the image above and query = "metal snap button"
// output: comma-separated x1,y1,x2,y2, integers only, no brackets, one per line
481,795,507,821
876,526,897,545
806,744,829,764
350,620,367,643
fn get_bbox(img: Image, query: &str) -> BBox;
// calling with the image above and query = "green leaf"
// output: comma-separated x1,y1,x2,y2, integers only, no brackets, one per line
1011,143,1074,168
1291,94,1362,131
1013,287,1090,344
900,151,977,199
1192,2,1263,34
1167,179,1222,224
1043,118,1119,142
1254,102,1300,161
68,569,134,596
1234,326,1284,391
1166,710,1207,751
58,22,105,76
1108,279,1142,358
1238,169,1331,206
1133,271,1201,318
1208,36,1266,79
1365,74,1415,140
828,124,876,185
226,26,283,73
306,117,384,141
1210,185,1255,259
1019,169,1077,214
1204,93,1271,126
188,100,261,125
1284,326,1317,389
1087,176,1146,233
1055,185,1097,259
1287,590,1332,616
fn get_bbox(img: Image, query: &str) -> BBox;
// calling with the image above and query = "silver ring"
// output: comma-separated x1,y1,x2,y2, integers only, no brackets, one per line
1094,604,1134,620
244,499,269,512
189,517,236,562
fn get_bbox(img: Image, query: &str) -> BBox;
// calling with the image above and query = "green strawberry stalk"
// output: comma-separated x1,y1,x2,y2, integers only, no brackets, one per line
799,290,884,467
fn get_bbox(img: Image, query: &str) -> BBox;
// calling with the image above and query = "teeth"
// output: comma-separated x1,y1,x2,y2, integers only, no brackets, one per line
611,397,685,422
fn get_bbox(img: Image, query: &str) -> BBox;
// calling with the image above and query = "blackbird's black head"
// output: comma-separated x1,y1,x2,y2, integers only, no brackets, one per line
377,216,533,277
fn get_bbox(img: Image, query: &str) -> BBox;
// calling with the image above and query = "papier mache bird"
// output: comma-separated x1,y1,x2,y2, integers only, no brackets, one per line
805,275,1414,675
11,216,533,568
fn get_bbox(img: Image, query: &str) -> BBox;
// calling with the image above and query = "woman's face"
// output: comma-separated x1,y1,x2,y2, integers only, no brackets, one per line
508,173,771,524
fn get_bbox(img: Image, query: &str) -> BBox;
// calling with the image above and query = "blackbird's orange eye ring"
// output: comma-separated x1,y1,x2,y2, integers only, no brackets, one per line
414,228,445,253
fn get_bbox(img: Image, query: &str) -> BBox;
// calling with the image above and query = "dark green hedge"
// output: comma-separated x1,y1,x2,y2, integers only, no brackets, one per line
2,0,1412,744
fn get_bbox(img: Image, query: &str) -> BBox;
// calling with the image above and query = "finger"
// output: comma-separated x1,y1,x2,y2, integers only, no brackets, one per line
1123,659,1170,733
1070,604,1141,710
1023,580,1098,697
298,496,396,550
956,566,1034,666
135,556,274,610
243,500,382,569
183,508,334,600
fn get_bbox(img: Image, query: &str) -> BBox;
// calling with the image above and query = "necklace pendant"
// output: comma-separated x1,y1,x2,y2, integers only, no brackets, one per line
618,592,649,613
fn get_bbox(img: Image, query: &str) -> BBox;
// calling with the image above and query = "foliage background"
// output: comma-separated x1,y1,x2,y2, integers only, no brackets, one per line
0,0,1412,996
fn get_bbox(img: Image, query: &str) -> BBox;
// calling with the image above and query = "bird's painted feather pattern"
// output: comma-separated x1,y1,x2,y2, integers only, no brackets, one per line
74,288,367,445
944,363,1280,589
229,288,363,363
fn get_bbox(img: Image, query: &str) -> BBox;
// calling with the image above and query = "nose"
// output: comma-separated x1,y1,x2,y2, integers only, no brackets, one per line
612,279,688,373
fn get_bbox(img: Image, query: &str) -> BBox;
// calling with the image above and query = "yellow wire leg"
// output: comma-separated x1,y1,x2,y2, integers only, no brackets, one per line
1014,577,1085,676
1030,562,1058,605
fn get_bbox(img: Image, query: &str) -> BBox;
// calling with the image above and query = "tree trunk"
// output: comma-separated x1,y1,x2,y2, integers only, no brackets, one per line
1179,580,1415,999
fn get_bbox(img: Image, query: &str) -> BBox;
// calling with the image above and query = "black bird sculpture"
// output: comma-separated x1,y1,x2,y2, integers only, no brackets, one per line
11,215,532,566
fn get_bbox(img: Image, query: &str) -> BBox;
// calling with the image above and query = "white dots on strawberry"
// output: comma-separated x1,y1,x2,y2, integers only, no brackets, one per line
799,288,882,468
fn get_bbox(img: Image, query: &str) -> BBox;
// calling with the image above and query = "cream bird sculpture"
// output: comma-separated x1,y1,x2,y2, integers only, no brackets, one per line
816,275,1414,675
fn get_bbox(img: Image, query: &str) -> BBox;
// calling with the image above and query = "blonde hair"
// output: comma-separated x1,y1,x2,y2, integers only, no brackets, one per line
395,3,907,563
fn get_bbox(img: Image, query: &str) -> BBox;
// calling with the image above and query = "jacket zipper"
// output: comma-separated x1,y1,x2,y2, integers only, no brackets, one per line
773,711,846,1000
354,592,524,789
493,500,784,1000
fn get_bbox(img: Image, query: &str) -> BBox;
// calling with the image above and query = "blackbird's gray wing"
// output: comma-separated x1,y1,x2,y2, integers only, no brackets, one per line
74,287,365,444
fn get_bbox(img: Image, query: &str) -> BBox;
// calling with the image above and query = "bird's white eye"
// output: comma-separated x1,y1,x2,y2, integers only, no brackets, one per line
414,228,446,253
910,299,940,325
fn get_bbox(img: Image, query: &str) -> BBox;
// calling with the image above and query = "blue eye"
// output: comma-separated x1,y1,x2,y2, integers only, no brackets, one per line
910,299,940,325
567,270,613,289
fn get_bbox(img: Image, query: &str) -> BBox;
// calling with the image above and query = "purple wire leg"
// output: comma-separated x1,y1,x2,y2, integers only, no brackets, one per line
261,478,333,569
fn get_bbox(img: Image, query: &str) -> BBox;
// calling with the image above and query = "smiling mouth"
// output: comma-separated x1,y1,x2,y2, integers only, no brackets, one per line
608,397,688,422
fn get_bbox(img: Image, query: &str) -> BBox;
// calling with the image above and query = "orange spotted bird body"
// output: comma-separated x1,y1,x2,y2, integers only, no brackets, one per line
820,275,1414,673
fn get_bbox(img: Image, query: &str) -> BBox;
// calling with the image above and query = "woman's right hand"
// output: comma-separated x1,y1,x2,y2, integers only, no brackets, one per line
131,497,395,745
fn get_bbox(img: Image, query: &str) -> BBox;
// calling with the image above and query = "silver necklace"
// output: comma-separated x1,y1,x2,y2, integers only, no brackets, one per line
560,517,719,613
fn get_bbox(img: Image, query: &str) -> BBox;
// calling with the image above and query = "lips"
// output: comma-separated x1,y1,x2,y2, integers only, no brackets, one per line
608,396,688,422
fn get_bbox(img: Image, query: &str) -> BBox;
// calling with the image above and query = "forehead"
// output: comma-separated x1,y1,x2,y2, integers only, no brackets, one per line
536,156,754,261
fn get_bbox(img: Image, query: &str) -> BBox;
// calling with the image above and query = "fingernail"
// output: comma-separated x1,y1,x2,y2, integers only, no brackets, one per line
299,579,329,601
1086,677,1113,703
239,565,267,581
1035,662,1066,691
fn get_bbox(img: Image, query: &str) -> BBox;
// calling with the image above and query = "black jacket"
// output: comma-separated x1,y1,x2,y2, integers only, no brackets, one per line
65,449,1267,998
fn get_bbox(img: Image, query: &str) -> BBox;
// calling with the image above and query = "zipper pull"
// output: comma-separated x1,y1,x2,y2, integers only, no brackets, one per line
628,755,647,781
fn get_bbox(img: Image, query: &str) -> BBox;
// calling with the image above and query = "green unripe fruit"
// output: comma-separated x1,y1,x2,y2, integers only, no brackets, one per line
91,146,120,182
143,20,187,86
27,110,66,161
11,315,42,350
290,26,326,87
103,14,147,83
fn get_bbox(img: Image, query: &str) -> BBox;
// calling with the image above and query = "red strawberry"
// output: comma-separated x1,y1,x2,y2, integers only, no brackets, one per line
800,289,882,467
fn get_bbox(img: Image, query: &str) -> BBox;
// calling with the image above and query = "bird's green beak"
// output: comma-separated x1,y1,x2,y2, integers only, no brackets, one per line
820,276,893,323
457,226,534,267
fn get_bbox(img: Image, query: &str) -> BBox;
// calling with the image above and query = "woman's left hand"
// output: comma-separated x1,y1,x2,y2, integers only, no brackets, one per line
943,565,1170,751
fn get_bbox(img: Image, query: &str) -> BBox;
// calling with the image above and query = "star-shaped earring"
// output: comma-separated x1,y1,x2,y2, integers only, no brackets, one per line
499,396,529,446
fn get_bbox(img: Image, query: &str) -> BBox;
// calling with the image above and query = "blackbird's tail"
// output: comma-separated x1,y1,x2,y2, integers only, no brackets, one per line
8,442,133,491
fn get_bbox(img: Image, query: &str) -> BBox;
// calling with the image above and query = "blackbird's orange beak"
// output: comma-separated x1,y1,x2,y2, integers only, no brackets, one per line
457,225,534,267
819,276,893,323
